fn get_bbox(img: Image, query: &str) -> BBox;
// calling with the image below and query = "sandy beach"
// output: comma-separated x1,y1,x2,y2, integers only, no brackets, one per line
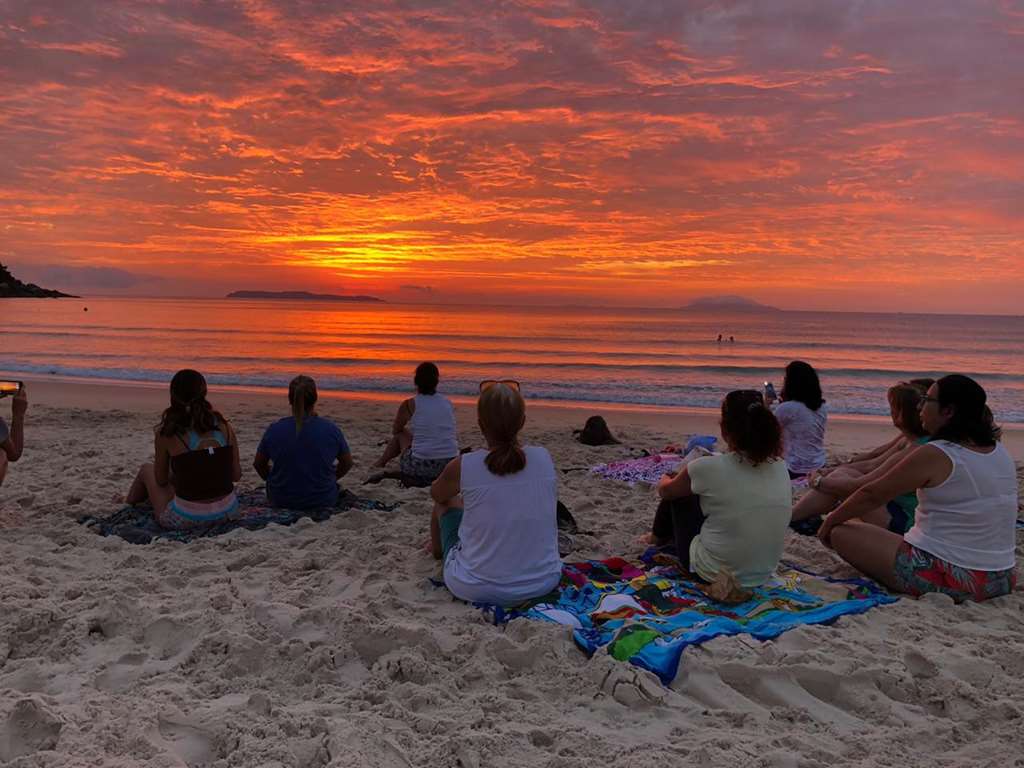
1,377,1022,767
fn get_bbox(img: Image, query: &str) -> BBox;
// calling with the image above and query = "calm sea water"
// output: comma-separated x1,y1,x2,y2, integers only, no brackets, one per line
2,298,1023,422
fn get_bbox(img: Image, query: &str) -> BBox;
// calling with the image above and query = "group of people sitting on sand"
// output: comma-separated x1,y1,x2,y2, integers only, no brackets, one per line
4,357,1016,607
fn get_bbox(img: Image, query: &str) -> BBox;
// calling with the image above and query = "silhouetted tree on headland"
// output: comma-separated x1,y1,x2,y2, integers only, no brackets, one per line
0,263,77,298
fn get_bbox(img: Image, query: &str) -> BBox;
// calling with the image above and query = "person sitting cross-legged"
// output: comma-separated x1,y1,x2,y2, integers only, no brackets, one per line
254,375,353,509
645,389,792,588
818,375,1017,603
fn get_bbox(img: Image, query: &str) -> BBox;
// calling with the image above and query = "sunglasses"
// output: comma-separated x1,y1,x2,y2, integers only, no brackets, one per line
479,379,521,393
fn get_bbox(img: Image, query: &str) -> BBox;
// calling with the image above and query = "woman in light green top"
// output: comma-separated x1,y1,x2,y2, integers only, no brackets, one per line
645,389,791,587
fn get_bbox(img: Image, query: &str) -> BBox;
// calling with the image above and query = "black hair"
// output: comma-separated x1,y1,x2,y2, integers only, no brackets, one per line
414,362,439,395
157,369,224,438
720,390,783,465
930,374,1001,446
781,360,824,411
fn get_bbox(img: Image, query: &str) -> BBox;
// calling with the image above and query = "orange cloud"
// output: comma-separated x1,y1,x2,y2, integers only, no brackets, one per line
0,1,1022,312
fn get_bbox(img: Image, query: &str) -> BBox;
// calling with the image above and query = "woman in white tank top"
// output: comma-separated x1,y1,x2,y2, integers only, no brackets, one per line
429,381,562,606
817,375,1017,602
369,362,458,486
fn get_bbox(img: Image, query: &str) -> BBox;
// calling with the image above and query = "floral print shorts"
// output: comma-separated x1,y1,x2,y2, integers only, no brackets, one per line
893,541,1016,603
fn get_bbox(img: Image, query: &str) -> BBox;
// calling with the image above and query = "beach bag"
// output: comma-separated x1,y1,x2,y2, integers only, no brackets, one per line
574,415,621,446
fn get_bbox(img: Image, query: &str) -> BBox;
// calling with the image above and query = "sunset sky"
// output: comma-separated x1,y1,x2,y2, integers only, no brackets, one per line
2,1,1022,312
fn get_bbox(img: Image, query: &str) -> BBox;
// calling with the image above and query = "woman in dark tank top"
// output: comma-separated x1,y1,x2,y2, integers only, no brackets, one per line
123,369,242,529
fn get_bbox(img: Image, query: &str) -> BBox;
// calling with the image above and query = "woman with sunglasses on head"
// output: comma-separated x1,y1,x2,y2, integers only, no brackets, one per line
370,362,458,487
818,375,1017,602
645,390,791,588
429,380,562,606
123,369,242,529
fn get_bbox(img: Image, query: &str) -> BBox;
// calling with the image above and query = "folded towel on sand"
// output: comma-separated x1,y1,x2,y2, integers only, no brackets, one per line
80,488,400,544
482,549,897,684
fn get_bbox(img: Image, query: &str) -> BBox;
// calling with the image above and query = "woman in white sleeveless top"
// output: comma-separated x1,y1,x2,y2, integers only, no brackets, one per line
429,381,562,606
370,362,458,486
818,375,1017,602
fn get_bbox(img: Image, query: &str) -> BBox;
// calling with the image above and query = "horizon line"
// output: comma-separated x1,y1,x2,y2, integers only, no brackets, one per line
12,294,1024,319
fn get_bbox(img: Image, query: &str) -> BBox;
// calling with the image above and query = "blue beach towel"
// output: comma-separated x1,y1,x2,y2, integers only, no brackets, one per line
685,434,717,453
483,550,897,684
80,487,400,544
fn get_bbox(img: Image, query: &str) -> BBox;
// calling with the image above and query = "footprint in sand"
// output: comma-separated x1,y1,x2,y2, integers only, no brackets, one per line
0,698,63,762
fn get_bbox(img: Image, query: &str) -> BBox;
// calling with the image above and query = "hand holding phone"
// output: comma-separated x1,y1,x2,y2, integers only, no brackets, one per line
0,381,23,399
12,384,28,418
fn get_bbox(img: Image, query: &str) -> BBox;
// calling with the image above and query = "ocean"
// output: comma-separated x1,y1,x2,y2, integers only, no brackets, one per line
3,298,1023,422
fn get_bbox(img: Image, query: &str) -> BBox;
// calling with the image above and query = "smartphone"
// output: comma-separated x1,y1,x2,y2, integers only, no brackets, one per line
0,381,23,398
763,381,776,400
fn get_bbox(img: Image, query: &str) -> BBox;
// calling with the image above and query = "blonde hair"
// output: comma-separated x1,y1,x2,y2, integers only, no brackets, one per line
887,380,930,438
477,383,526,476
288,375,318,433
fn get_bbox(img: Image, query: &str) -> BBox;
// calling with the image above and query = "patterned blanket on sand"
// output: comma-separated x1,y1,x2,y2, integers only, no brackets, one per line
482,549,897,684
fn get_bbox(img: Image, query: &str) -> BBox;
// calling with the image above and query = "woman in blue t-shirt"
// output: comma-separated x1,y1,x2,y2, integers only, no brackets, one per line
254,375,353,509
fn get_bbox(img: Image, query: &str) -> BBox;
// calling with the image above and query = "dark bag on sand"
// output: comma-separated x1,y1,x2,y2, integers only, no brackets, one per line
573,415,621,446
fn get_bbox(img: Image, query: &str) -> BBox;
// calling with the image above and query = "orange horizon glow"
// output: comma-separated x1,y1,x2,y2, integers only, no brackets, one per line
2,2,1023,313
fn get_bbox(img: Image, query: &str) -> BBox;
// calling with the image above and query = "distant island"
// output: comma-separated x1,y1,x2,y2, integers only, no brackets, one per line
682,295,779,312
227,290,385,303
0,262,78,298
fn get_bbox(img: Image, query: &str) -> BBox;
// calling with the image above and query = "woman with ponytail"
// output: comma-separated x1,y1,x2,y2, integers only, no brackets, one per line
428,381,562,606
817,375,1016,602
254,375,353,509
645,390,791,587
124,369,242,529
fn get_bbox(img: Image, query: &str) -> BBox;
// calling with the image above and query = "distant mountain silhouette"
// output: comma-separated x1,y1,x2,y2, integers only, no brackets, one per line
682,295,779,312
0,262,78,298
227,290,385,303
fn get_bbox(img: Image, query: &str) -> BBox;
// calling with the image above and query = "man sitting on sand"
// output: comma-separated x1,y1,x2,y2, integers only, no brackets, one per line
254,375,353,509
0,384,28,488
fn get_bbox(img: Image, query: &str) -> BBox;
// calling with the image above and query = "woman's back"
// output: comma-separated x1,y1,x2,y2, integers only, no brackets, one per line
411,393,458,459
687,452,792,587
169,424,234,501
258,415,348,508
774,400,827,474
906,441,1017,571
444,446,561,604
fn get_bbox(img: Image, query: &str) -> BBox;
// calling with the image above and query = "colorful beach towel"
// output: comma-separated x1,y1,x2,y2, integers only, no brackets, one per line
80,488,400,544
487,550,897,684
591,453,687,485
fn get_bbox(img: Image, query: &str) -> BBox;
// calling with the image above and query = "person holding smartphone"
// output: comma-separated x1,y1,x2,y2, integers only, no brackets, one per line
0,382,28,488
